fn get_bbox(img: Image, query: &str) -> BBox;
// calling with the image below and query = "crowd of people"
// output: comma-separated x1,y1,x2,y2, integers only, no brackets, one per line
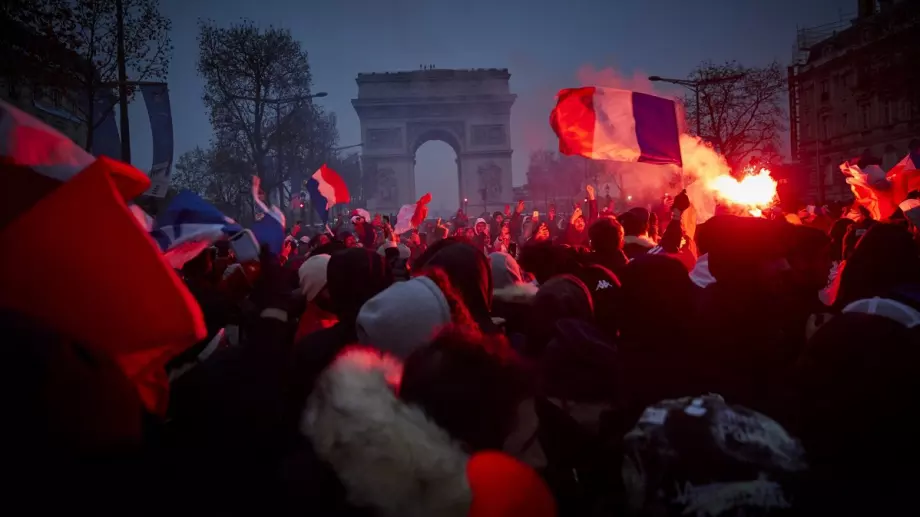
10,174,920,516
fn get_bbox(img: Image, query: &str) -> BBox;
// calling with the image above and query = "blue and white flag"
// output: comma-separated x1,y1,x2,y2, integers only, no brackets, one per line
251,175,286,254
150,190,241,268
91,89,121,159
141,84,174,198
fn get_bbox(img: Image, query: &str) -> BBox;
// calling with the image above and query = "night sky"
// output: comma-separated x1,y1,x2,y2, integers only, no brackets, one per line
127,0,855,212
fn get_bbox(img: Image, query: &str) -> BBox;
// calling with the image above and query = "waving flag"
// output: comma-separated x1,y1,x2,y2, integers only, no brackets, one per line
306,164,351,223
839,161,892,220
0,100,205,415
887,152,920,206
394,192,432,235
251,175,286,254
150,190,242,268
550,87,682,166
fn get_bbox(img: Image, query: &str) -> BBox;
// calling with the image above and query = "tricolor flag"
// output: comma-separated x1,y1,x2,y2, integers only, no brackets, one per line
251,175,287,254
394,192,432,235
839,161,891,220
887,151,920,206
306,164,351,224
150,190,242,268
550,87,682,166
0,100,206,415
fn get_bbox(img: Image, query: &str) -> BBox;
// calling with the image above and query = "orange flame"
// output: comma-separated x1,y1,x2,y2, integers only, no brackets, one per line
707,166,777,216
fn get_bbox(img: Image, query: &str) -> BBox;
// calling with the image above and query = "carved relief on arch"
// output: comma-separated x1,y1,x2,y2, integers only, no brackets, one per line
376,168,399,203
471,124,507,146
366,128,403,149
477,162,503,201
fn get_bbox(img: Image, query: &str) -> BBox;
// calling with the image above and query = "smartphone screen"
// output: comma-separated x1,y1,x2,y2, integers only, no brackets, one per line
230,230,261,263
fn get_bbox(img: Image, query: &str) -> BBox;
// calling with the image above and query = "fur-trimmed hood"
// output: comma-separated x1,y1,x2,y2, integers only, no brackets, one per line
623,235,656,249
302,347,472,517
492,283,539,304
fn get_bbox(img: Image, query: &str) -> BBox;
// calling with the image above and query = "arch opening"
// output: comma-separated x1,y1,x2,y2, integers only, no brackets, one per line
414,138,459,219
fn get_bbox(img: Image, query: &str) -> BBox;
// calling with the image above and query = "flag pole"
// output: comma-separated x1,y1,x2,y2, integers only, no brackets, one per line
115,0,131,163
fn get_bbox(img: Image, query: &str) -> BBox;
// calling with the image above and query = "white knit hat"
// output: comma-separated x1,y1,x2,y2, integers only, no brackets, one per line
298,254,331,301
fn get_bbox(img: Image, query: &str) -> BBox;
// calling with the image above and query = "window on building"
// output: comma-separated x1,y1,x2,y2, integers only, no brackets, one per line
842,71,852,88
860,104,871,129
821,116,830,139
842,112,849,130
803,122,811,139
880,100,891,125
50,90,62,108
900,100,911,120
821,80,829,94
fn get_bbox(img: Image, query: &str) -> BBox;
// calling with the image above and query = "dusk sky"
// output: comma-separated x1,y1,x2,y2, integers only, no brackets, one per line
127,0,856,211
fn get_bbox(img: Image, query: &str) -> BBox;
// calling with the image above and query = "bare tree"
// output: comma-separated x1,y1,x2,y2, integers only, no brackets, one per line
685,60,786,170
2,0,172,150
171,145,252,220
172,146,213,197
197,18,337,206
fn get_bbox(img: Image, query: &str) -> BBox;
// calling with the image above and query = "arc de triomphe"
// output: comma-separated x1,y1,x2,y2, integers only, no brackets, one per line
352,68,516,215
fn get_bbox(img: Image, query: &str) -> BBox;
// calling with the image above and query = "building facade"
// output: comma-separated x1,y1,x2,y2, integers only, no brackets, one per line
0,19,88,147
788,0,919,202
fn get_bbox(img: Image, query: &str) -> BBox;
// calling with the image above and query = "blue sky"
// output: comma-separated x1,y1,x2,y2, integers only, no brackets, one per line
126,0,855,211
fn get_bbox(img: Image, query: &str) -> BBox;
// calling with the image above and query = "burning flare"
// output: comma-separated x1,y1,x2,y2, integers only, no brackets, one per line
707,166,778,217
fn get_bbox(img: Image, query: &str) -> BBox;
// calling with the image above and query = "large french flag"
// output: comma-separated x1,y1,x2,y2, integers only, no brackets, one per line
550,87,682,166
306,164,351,223
149,190,242,268
0,100,205,415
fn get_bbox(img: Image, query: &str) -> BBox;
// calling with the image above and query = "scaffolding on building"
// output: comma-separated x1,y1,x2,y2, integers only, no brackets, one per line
791,12,856,65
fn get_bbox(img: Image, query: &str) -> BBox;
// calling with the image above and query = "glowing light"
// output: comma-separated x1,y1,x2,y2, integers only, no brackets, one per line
707,166,777,215
627,195,633,201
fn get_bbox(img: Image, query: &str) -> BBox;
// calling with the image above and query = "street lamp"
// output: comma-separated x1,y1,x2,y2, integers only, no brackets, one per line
648,75,744,137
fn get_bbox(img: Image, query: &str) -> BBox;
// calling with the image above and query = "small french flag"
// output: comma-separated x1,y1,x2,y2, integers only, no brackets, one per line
306,164,351,223
550,87,682,166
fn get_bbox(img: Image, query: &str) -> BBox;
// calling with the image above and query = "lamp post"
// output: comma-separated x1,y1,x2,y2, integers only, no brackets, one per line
648,74,744,137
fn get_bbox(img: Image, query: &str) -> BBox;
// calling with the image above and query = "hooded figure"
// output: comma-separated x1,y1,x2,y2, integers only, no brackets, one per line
300,346,556,517
834,223,920,310
472,217,492,254
294,254,337,342
689,216,801,415
490,252,538,349
620,208,656,260
526,275,619,513
422,242,498,334
356,276,453,359
784,312,920,514
617,254,699,419
588,216,629,275
287,248,394,426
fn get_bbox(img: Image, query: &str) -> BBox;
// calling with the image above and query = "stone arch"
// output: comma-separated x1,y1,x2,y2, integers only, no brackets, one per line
411,128,462,157
353,69,516,215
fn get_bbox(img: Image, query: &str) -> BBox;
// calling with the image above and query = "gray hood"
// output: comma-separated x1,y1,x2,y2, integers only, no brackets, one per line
356,276,452,358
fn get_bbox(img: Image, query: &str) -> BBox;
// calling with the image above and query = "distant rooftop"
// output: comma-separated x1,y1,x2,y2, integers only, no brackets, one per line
356,68,511,82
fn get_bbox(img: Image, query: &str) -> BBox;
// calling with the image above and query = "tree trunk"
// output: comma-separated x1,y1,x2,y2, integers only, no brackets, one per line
84,85,95,152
